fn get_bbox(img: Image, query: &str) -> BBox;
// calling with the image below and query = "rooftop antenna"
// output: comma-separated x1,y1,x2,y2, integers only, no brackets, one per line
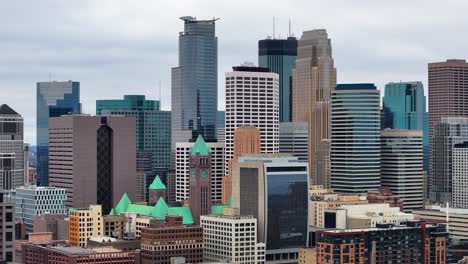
273,16,275,39
288,19,291,37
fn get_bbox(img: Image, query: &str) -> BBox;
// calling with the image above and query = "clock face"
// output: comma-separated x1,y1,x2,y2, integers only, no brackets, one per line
200,170,209,178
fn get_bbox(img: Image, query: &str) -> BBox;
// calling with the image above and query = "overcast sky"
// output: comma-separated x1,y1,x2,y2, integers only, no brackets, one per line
2,0,468,144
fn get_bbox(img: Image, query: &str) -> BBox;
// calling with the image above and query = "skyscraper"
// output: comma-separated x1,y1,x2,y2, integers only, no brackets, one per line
36,81,80,186
381,129,424,211
189,135,213,225
382,82,429,172
0,104,24,190
96,95,171,178
331,84,381,194
231,155,309,262
171,16,218,144
258,36,298,122
292,29,336,185
279,122,308,162
224,64,279,177
430,117,468,204
48,115,136,212
452,142,468,208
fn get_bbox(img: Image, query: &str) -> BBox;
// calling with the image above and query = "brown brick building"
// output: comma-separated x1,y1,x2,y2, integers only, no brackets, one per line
140,216,203,264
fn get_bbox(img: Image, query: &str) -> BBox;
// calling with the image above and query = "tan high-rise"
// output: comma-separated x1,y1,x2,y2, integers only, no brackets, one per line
222,126,260,204
292,29,336,184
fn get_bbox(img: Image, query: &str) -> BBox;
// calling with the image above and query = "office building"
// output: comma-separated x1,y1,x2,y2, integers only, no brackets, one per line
415,206,468,244
222,126,261,204
188,135,213,225
292,29,336,185
339,203,414,229
171,16,218,143
49,115,136,212
430,117,468,204
201,214,265,263
453,142,468,208
0,104,24,190
231,155,308,263
331,84,381,193
382,82,429,172
298,248,316,264
217,111,225,142
103,214,127,239
316,221,449,264
175,140,224,203
0,192,15,262
15,185,67,233
279,122,308,163
381,129,424,211
24,143,29,184
258,36,298,122
22,241,141,264
367,189,402,209
140,216,203,264
96,95,171,173
36,81,80,186
68,205,103,247
225,65,279,179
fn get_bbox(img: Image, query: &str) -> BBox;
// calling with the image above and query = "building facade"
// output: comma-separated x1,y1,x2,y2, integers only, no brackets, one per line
430,117,468,204
68,205,103,247
231,155,309,263
96,95,171,174
452,142,468,208
36,81,80,186
258,37,298,122
279,122,308,163
292,29,336,186
201,214,265,263
15,185,67,233
0,104,24,190
171,16,218,143
48,115,137,212
381,129,424,211
331,84,381,193
0,192,15,262
316,221,449,264
225,65,279,179
382,82,429,173
175,140,224,203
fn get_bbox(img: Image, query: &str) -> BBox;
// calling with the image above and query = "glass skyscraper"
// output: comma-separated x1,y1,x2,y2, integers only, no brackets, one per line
171,16,218,144
382,81,429,172
36,81,80,186
258,37,297,122
331,84,381,193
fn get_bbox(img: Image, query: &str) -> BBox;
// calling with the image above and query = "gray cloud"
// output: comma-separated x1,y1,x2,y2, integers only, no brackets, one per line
2,0,468,144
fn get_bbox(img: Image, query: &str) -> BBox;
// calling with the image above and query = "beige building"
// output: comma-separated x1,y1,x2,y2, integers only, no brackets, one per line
342,203,414,229
414,206,468,243
309,186,367,227
298,247,316,264
68,205,103,247
292,29,336,185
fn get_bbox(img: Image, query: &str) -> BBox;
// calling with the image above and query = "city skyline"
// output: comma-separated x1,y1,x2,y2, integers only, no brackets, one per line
3,1,468,144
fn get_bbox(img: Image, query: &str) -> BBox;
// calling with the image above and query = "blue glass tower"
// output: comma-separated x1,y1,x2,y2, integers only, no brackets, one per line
382,82,429,172
36,81,80,186
171,16,218,143
259,37,297,122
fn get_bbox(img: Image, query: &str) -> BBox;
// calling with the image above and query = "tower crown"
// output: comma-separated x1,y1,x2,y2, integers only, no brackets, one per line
189,135,212,156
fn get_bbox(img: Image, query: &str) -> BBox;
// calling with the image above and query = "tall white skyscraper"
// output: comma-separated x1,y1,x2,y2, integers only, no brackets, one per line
452,142,468,208
0,104,24,190
175,141,224,202
224,64,279,174
381,129,424,211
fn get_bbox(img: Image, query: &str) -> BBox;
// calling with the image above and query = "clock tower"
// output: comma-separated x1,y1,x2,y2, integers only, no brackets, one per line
189,135,213,225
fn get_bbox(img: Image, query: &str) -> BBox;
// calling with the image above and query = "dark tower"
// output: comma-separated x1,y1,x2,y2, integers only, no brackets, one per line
97,117,113,214
189,135,212,225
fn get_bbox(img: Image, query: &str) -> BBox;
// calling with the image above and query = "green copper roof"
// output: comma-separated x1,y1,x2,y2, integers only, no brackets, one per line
149,175,166,190
126,204,154,216
109,208,115,216
226,196,233,207
189,135,212,156
114,193,132,215
212,205,227,215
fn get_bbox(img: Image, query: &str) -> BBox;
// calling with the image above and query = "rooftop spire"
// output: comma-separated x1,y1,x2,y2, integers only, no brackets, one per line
189,135,212,156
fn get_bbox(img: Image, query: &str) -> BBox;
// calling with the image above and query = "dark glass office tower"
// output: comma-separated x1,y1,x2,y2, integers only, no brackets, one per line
258,37,297,122
171,16,218,144
36,81,80,186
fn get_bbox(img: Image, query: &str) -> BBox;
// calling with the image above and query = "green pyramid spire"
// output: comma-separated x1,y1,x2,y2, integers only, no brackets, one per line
189,135,212,156
114,193,131,215
149,175,166,190
109,208,115,216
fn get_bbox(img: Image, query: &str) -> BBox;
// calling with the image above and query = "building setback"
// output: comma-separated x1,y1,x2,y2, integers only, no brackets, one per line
36,81,80,186
292,29,336,186
224,65,279,179
0,192,15,262
171,16,218,143
0,104,24,190
331,84,381,193
48,115,136,212
258,36,298,122
381,129,424,211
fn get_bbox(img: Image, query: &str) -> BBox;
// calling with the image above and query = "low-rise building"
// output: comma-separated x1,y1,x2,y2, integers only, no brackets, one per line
32,214,68,240
367,189,402,210
103,215,127,239
68,205,103,247
341,203,414,229
298,247,316,264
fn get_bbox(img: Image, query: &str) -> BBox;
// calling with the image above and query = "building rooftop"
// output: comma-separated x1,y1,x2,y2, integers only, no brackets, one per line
0,104,19,115
335,83,377,91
